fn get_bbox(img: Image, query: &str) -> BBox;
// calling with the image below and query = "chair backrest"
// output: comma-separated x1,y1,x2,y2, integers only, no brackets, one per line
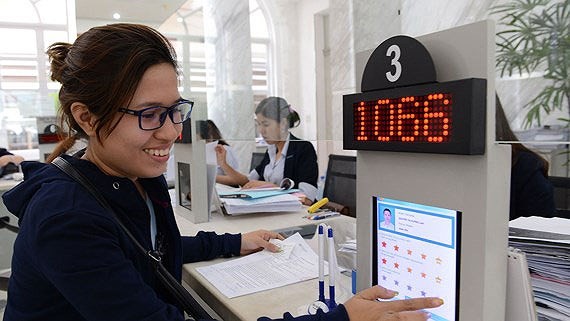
548,176,570,218
250,152,266,171
323,154,357,217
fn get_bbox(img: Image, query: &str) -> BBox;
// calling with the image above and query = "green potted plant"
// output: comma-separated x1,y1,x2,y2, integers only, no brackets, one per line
491,0,569,128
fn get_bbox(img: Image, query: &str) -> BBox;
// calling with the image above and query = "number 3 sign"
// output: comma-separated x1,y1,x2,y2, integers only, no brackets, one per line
343,35,487,155
361,35,437,92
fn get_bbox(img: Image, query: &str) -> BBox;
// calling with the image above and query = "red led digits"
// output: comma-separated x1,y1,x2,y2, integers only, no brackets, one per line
354,93,452,143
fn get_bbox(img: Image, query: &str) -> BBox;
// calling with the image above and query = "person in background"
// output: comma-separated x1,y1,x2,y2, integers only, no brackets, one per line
216,96,319,205
196,119,240,183
496,95,556,220
0,148,24,178
2,23,442,321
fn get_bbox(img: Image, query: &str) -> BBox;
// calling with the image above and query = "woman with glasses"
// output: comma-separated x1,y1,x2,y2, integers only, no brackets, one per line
2,24,442,321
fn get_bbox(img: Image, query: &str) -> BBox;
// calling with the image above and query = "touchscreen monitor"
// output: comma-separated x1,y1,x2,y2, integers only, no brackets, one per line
372,196,461,320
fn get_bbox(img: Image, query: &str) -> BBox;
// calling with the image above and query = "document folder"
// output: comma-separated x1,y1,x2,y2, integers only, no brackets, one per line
218,188,300,199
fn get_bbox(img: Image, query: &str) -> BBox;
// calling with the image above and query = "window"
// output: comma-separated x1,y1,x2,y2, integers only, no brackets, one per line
0,0,72,157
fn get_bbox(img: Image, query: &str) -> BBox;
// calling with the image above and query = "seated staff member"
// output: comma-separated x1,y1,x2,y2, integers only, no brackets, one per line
196,119,240,182
496,95,556,220
216,96,319,204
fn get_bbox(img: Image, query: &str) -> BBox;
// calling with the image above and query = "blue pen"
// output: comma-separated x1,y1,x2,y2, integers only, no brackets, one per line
318,224,326,303
312,212,340,220
327,226,337,309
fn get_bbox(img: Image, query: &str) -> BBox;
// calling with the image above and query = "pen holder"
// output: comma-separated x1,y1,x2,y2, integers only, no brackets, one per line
325,298,337,309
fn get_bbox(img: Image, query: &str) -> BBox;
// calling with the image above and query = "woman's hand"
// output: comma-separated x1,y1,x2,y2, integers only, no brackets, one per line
0,154,24,167
214,145,227,166
242,180,277,189
240,230,284,255
344,286,443,321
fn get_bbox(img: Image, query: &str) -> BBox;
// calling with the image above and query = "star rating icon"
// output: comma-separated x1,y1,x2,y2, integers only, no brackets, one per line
435,276,442,284
381,241,387,248
407,249,412,255
394,262,399,269
435,257,442,264
421,254,427,260
382,258,387,264
407,267,413,273
421,272,427,278
393,245,399,251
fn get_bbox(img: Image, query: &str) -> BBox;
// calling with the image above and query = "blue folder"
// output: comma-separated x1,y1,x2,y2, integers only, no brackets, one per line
218,188,300,199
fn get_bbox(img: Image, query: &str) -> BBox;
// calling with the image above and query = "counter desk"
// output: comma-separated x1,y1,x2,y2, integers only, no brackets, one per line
174,209,355,321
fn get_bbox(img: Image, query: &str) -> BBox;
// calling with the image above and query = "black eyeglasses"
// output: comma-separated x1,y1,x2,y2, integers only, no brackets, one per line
118,99,193,131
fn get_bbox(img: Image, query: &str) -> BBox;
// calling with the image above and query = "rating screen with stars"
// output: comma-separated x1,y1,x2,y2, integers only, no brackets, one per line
373,196,461,321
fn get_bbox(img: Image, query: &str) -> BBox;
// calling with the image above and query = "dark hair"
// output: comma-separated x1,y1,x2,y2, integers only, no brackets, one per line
495,94,549,176
196,120,228,146
46,23,178,162
383,208,391,214
255,96,300,128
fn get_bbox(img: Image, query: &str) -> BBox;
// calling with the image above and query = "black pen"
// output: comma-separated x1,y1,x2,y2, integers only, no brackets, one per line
219,193,251,199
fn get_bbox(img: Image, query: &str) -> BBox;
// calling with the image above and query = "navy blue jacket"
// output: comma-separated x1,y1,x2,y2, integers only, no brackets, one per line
255,135,318,194
2,155,348,321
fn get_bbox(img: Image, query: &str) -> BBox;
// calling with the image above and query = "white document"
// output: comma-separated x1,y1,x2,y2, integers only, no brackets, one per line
196,233,324,298
205,140,218,165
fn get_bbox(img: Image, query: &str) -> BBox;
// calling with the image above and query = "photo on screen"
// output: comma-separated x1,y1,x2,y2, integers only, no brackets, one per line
372,196,461,321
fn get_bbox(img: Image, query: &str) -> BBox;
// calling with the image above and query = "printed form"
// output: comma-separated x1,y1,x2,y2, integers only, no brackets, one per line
196,233,324,298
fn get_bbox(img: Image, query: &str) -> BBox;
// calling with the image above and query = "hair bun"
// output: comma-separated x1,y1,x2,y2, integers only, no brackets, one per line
46,42,72,83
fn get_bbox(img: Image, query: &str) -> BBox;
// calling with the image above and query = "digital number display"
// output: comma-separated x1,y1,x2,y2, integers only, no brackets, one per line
343,78,486,155
355,93,452,144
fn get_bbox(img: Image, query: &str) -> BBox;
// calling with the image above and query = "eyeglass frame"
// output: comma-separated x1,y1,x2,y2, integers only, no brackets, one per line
118,99,194,131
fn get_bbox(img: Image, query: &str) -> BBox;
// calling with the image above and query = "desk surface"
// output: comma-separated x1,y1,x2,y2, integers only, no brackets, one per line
175,210,354,321
0,179,20,192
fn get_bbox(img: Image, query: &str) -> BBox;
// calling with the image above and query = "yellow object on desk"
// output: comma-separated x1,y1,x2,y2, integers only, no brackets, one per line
307,197,329,213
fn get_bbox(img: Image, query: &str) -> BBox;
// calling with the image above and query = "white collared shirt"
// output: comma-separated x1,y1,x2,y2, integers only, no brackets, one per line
247,134,318,200
248,134,290,186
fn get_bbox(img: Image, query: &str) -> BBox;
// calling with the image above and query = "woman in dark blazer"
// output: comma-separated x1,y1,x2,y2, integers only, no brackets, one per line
216,97,318,204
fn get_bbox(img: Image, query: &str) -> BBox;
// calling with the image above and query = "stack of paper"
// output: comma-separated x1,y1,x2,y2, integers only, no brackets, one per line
509,217,570,321
218,188,300,199
221,193,302,215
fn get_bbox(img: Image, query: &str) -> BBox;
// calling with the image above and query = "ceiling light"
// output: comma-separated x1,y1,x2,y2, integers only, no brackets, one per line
113,13,121,20
177,17,183,23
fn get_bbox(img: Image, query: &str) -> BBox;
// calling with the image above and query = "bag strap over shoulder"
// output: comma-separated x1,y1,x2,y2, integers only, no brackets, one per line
52,156,150,256
51,156,216,320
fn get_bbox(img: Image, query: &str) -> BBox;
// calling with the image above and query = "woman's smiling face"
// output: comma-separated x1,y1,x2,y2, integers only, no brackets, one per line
86,63,183,180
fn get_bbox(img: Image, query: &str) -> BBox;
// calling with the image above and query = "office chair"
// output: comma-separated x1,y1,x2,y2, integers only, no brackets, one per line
0,216,18,291
548,176,570,218
250,152,266,171
322,154,357,217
